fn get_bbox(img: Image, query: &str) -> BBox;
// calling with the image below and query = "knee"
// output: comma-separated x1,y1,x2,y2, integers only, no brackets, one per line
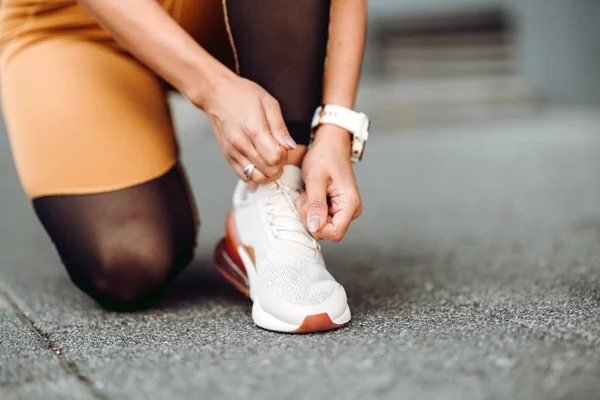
88,250,172,311
66,239,194,311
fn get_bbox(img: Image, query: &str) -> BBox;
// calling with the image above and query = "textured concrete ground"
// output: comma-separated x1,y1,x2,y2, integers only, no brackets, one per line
1,101,600,400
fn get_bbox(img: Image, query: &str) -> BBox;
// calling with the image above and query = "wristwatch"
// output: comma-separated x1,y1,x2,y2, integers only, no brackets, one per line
310,104,370,163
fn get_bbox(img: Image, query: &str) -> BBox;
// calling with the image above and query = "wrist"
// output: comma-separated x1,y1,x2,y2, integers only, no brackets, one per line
311,124,352,149
181,55,237,110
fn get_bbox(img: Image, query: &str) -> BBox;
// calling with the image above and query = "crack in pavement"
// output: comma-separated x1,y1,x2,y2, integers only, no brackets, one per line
0,284,110,400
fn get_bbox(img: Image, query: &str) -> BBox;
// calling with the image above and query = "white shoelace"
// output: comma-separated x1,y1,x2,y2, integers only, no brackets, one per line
264,181,319,251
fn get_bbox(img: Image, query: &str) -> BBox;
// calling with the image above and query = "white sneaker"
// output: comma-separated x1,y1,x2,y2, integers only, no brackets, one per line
214,165,351,333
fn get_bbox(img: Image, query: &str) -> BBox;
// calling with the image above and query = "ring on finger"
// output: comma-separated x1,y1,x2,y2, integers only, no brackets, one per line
242,163,256,180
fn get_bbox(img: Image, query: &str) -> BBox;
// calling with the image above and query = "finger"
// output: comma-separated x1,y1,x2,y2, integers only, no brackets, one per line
229,151,270,183
348,190,363,220
318,206,355,242
229,133,282,179
243,145,284,180
245,112,288,171
353,202,363,220
304,173,329,234
295,192,308,229
296,193,329,241
262,98,297,150
236,161,270,184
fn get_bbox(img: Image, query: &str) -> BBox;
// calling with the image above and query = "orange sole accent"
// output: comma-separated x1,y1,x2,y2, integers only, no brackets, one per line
214,210,251,297
292,313,343,334
214,238,250,298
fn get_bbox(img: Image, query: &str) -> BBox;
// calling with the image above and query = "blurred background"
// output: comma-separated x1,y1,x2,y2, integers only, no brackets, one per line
359,0,599,129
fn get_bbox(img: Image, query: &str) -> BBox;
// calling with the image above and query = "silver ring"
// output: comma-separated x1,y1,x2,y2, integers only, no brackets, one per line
242,163,255,179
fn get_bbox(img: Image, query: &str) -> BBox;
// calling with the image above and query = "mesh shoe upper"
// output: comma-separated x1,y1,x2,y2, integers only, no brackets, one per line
233,165,343,308
257,248,338,306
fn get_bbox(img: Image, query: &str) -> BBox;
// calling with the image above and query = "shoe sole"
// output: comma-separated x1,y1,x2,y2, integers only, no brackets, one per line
213,212,350,334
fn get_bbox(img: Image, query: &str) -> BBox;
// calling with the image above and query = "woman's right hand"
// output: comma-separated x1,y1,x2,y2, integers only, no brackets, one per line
76,0,294,183
196,75,296,183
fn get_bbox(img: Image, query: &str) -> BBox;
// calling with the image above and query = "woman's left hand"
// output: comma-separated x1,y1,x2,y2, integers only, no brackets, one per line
295,125,363,242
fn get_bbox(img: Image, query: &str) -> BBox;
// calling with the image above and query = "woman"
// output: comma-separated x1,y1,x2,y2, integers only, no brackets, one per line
0,0,368,333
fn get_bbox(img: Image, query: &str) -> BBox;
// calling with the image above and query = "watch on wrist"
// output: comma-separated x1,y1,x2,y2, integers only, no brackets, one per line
310,104,370,163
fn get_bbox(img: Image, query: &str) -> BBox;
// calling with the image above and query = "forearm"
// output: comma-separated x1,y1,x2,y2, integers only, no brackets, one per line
77,0,236,108
313,0,366,147
322,0,367,109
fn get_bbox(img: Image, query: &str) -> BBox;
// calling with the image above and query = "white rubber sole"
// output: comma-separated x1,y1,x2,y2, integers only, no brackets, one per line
252,300,351,333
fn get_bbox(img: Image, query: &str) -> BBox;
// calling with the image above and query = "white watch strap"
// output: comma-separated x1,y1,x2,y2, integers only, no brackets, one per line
312,105,363,135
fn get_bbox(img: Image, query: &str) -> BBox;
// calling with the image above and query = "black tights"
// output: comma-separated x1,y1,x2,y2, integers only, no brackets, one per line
34,0,331,310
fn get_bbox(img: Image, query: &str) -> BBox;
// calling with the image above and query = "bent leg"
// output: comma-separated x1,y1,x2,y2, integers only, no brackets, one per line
224,0,331,145
34,166,197,311
1,39,199,310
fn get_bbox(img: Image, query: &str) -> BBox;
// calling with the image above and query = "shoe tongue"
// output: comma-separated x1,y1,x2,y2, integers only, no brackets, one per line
277,165,304,193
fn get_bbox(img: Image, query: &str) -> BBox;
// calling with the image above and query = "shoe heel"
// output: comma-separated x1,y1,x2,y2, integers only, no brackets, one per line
213,212,250,297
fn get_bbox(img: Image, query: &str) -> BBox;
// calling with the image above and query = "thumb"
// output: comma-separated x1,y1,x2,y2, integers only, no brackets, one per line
304,174,329,234
295,192,308,226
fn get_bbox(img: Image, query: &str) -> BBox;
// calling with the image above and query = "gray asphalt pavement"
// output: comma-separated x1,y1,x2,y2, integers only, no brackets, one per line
1,101,600,400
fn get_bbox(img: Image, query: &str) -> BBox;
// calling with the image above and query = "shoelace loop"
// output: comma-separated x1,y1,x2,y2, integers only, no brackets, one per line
264,181,319,251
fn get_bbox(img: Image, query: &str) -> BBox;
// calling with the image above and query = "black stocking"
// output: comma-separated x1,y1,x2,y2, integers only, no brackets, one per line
33,166,198,311
225,0,331,145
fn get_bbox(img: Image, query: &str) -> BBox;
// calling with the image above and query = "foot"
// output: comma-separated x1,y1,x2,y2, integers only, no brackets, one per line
214,165,351,333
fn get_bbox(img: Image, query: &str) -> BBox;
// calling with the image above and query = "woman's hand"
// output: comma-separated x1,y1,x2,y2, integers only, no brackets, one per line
199,75,297,183
75,0,294,184
295,125,362,242
292,0,366,241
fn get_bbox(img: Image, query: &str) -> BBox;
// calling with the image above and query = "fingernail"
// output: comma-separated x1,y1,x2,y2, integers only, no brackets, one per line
308,216,321,233
284,136,297,149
